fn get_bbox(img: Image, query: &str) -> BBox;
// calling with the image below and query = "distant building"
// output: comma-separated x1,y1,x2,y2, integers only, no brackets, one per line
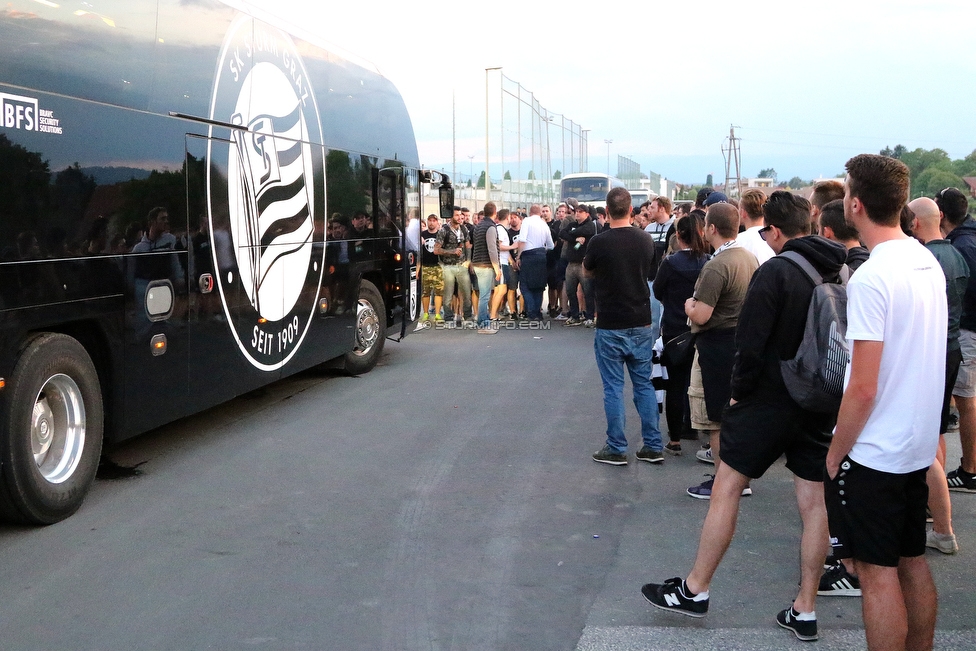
963,176,976,198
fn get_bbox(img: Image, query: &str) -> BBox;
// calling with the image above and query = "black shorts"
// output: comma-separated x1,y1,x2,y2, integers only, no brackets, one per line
554,257,569,283
941,346,963,434
719,393,833,482
824,457,928,567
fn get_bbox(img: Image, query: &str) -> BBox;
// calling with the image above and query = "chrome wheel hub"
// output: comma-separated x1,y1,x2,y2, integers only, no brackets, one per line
31,374,86,484
353,298,380,357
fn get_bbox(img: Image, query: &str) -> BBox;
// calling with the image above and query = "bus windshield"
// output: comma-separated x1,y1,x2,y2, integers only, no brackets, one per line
561,177,610,203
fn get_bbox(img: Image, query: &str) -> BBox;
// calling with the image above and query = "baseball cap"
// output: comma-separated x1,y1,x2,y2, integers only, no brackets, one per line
564,198,579,211
703,191,729,207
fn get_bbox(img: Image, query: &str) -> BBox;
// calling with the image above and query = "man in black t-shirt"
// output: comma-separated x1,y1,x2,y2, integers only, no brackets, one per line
419,214,443,322
583,187,663,466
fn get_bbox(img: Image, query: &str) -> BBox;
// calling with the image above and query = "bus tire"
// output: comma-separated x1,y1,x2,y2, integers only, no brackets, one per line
0,333,104,524
343,280,385,376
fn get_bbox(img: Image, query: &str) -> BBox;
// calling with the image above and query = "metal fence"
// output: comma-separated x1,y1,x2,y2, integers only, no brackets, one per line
447,70,585,210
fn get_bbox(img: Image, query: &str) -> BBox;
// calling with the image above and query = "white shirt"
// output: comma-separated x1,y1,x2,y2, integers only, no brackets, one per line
517,215,554,251
644,217,673,244
844,237,947,473
736,226,774,265
496,224,511,265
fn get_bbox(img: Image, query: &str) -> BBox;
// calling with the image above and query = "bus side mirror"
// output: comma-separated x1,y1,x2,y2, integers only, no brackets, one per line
439,182,454,222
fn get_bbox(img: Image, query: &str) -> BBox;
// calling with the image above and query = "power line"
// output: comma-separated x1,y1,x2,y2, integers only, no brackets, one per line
740,126,975,149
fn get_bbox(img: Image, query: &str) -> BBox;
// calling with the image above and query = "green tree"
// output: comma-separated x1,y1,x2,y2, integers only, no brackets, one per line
503,170,511,180
476,170,486,188
900,148,951,180
913,167,966,199
952,156,976,179
758,168,777,181
705,173,713,186
527,170,535,180
553,170,562,180
787,176,807,189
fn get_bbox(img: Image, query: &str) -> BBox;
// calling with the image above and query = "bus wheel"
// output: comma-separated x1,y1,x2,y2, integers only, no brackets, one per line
0,334,103,524
344,280,386,375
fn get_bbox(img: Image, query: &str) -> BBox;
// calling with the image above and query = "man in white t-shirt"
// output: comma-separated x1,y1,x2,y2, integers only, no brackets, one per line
734,189,774,265
516,204,554,321
826,154,946,651
490,209,517,320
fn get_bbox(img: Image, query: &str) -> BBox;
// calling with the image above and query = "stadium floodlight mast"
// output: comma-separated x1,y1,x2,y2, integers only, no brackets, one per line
604,139,613,176
485,67,501,204
581,129,590,172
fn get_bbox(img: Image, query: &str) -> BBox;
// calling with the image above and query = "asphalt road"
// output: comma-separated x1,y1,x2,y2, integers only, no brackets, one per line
0,323,973,650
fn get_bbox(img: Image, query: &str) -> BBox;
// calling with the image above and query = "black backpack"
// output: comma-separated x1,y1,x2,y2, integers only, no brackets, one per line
779,251,850,414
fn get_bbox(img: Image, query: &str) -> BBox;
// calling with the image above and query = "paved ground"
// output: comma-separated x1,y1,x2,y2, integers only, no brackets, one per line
0,322,972,650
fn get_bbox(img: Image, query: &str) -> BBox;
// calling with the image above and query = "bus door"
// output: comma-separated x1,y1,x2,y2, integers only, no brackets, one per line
374,167,419,341
185,134,284,413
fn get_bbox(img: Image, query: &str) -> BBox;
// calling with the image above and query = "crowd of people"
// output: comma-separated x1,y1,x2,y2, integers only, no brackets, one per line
418,200,613,333
421,157,974,649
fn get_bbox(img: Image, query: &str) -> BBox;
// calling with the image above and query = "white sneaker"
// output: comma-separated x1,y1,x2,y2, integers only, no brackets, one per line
696,447,715,465
926,530,959,554
555,313,570,321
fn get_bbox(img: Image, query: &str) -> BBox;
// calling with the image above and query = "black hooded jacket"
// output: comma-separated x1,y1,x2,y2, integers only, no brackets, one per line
946,217,976,331
730,235,848,402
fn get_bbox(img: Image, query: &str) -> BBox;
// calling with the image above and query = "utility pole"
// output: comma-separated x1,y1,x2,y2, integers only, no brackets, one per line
486,67,501,205
604,139,613,176
452,90,456,191
722,125,742,198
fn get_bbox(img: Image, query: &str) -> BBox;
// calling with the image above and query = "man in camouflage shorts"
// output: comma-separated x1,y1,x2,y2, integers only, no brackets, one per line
419,213,444,323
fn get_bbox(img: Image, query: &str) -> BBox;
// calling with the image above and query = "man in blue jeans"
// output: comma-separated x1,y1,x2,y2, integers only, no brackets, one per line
470,202,501,334
583,187,663,465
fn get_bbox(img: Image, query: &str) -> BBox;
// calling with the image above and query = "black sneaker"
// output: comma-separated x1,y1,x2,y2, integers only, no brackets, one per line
946,465,976,492
948,412,960,432
636,446,664,464
592,445,627,466
776,606,818,641
641,577,708,618
817,560,861,596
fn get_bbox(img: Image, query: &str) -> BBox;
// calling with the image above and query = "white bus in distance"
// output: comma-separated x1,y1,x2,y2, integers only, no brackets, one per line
559,173,626,210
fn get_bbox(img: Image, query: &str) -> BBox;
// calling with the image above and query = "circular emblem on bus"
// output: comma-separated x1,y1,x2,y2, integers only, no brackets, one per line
207,15,326,371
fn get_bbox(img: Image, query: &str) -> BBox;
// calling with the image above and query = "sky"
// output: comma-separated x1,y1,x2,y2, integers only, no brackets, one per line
265,0,974,186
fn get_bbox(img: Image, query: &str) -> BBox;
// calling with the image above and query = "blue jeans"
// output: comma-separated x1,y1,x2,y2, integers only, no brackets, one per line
441,264,472,320
522,288,544,320
473,265,495,327
594,326,662,453
519,249,547,320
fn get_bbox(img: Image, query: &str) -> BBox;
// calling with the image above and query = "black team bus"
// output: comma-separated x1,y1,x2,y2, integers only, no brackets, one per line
0,0,452,524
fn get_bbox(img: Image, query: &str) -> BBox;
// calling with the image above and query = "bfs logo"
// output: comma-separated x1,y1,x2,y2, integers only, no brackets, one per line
207,15,326,371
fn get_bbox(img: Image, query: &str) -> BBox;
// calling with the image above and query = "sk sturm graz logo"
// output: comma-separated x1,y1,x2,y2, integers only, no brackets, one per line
207,15,326,371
